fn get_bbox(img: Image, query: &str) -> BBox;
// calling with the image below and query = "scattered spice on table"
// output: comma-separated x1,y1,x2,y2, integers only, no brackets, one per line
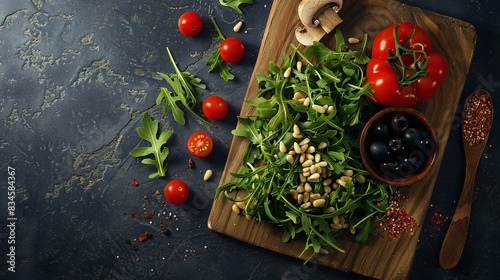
138,231,152,242
463,89,493,146
380,191,419,240
130,178,139,186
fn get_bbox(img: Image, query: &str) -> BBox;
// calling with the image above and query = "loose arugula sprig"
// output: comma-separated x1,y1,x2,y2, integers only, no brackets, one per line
156,47,215,127
216,30,392,261
206,15,234,81
219,0,254,14
130,112,172,178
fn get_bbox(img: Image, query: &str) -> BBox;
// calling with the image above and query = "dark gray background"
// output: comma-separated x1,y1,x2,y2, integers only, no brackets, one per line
1,0,498,279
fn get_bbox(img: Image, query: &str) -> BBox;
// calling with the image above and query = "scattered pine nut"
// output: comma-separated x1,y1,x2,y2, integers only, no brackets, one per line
231,204,241,214
297,61,303,72
204,169,213,181
233,21,243,32
313,198,326,207
312,104,326,114
279,141,287,153
348,37,360,44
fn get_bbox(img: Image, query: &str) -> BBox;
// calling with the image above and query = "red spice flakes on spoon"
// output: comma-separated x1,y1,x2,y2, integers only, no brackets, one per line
463,89,493,146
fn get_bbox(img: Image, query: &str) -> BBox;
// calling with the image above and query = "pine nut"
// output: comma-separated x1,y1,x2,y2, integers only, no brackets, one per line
323,178,333,186
348,37,360,44
332,215,340,224
284,67,292,78
286,154,294,164
294,91,305,100
356,175,366,184
297,61,303,73
299,173,306,183
343,169,354,177
301,202,311,209
303,192,310,203
315,153,321,162
294,142,302,154
331,223,342,230
306,146,315,154
300,144,309,153
245,214,252,220
310,164,318,174
319,247,329,255
317,161,328,167
231,204,241,214
309,173,320,180
279,141,287,153
310,193,321,200
302,159,313,167
293,124,301,135
326,105,335,115
204,169,213,181
341,175,352,182
318,142,328,149
333,182,339,190
235,201,246,210
303,97,311,106
323,186,332,193
312,104,326,114
297,184,305,193
289,190,298,200
299,153,306,163
337,178,346,187
299,138,310,146
313,198,326,207
304,182,313,192
303,171,311,177
297,194,304,204
233,21,243,32
306,153,315,161
292,132,303,139
342,223,350,229
325,206,335,213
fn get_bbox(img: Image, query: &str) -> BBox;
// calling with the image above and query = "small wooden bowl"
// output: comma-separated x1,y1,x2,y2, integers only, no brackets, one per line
359,107,439,186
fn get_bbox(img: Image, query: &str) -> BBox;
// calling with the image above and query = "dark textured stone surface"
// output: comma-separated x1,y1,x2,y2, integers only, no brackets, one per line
0,0,498,279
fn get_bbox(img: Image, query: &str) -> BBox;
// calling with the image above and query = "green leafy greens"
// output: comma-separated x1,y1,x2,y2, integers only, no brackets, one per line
156,47,215,127
130,112,172,178
206,15,235,81
216,30,392,261
219,0,254,14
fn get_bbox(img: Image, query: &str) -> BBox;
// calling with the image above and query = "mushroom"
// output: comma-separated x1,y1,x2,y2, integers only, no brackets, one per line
295,0,344,46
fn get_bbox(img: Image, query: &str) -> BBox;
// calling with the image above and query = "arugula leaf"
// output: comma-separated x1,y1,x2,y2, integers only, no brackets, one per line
156,47,215,127
130,113,172,178
206,15,234,81
219,0,254,14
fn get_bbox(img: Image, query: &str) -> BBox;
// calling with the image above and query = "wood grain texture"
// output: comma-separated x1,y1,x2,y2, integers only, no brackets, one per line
208,0,476,279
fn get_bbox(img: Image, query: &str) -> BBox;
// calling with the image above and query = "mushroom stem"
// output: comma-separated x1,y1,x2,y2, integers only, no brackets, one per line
317,7,342,33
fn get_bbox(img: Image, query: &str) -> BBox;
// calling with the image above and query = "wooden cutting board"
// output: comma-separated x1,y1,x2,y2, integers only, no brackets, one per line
208,0,476,279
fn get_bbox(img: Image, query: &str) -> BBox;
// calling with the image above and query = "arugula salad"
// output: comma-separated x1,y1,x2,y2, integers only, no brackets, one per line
215,31,393,260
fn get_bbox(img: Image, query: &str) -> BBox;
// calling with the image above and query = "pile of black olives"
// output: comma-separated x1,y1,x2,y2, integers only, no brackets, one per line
368,112,436,179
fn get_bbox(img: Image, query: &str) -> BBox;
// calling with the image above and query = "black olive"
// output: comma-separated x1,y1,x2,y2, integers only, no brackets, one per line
391,113,410,132
396,158,417,177
369,141,390,162
403,127,422,148
379,160,399,172
407,150,426,169
373,121,390,140
388,137,403,152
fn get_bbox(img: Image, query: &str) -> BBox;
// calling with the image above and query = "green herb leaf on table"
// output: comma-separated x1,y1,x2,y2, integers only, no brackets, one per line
219,0,254,14
130,112,172,178
156,47,215,127
206,15,234,81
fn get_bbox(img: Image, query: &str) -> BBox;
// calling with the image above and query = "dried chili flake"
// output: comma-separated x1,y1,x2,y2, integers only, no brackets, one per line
463,89,493,146
139,231,152,242
130,179,139,186
155,189,161,196
380,191,419,240
144,210,155,219
188,158,195,168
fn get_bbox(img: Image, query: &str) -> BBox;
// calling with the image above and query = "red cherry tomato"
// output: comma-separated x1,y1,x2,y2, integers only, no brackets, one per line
164,180,189,205
187,131,213,158
178,11,202,37
219,37,245,63
202,95,229,120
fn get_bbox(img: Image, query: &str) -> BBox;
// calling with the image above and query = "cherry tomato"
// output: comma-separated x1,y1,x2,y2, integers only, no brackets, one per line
187,131,213,158
164,180,189,205
202,95,229,120
365,22,448,106
178,11,202,37
219,37,245,63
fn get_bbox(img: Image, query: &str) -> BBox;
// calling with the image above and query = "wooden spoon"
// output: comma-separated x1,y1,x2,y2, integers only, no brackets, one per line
439,89,494,269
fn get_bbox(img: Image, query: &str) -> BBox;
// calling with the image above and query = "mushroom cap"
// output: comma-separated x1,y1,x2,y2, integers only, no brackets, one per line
298,0,343,28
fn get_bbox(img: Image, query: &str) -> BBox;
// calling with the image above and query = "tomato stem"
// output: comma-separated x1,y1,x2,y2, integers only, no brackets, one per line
387,24,428,88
